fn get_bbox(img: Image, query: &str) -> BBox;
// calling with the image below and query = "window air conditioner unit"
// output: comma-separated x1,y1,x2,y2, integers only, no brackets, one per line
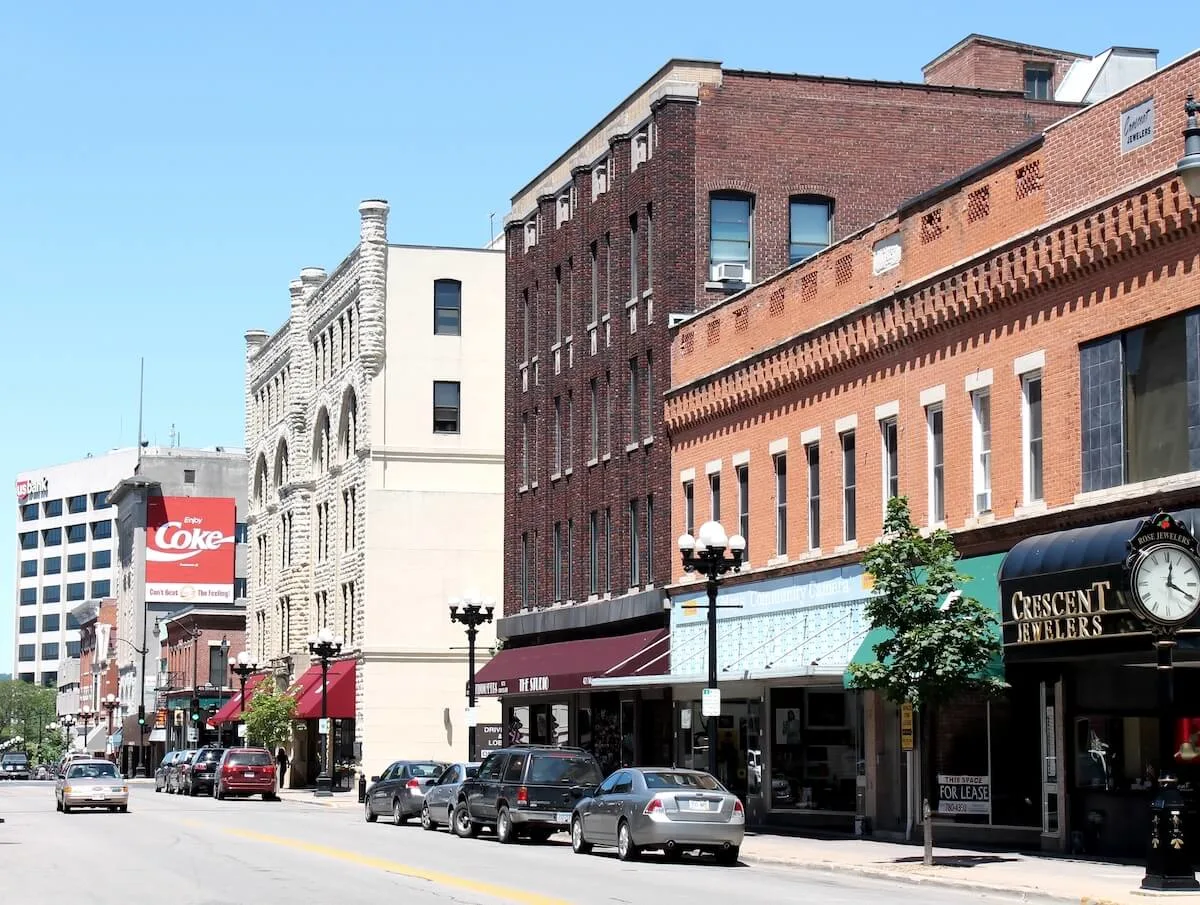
713,262,749,283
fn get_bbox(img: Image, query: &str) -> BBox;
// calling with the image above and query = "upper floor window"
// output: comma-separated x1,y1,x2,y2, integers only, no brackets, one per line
433,381,461,434
709,192,753,282
789,197,833,265
43,499,62,518
434,279,462,336
67,495,87,514
92,490,110,509
1024,64,1051,100
20,503,37,521
592,161,609,200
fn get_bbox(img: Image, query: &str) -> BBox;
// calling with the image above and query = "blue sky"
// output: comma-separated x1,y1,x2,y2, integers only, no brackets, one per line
0,1,1192,673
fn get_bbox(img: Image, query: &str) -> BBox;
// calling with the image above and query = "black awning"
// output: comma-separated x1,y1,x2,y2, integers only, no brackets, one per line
998,518,1145,587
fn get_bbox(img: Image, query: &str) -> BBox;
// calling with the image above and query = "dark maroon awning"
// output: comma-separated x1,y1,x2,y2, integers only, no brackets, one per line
473,628,669,696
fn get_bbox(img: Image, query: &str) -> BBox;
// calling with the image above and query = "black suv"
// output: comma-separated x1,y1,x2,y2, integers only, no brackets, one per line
182,747,225,796
452,744,604,844
1,752,30,781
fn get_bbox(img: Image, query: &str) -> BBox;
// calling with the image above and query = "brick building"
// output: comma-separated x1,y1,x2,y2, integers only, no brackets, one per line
666,50,1200,853
74,597,117,755
485,35,1151,776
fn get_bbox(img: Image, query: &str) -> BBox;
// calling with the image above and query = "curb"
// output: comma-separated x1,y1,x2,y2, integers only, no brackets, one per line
741,850,1113,904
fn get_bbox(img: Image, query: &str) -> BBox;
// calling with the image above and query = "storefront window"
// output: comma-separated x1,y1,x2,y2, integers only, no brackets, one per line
675,698,762,800
770,687,859,812
1074,715,1158,792
506,702,571,748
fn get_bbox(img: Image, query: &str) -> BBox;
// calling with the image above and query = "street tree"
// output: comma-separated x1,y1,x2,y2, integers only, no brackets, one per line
242,682,297,752
0,679,57,747
847,496,1004,866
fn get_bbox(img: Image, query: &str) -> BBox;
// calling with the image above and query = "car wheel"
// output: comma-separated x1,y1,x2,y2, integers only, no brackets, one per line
452,802,479,838
715,845,740,866
215,783,225,801
188,781,198,797
617,820,640,862
392,799,408,826
364,799,378,823
421,803,436,831
496,806,516,844
55,798,62,813
570,816,592,855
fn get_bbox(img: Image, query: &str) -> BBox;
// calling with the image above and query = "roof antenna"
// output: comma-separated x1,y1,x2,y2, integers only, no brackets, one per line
136,357,146,464
489,212,496,246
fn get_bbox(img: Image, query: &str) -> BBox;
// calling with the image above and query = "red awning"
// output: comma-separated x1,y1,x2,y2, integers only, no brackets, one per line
473,628,669,696
211,673,268,725
292,659,357,720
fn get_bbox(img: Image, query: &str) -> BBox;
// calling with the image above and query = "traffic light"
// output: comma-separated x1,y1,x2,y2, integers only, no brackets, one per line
190,697,201,722
137,705,146,727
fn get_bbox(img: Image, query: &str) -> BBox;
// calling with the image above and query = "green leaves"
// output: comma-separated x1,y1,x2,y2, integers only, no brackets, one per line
0,679,57,748
848,496,1004,710
242,681,297,751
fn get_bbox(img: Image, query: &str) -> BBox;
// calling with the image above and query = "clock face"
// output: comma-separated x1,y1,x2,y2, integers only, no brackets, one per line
1132,544,1200,626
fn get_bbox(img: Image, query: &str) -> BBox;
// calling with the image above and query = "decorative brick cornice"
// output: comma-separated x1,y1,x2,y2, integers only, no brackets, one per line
666,175,1199,434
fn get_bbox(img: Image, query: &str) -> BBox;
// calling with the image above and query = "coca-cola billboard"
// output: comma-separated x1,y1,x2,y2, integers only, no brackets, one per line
145,496,236,604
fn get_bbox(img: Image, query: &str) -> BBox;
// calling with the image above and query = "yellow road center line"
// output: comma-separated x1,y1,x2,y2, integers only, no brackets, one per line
223,826,573,905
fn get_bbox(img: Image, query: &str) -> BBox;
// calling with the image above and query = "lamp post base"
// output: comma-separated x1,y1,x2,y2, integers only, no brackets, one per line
314,771,333,798
1142,776,1199,891
133,765,146,779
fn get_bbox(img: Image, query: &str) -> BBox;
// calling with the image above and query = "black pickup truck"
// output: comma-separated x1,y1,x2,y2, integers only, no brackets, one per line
452,744,604,844
1,752,31,781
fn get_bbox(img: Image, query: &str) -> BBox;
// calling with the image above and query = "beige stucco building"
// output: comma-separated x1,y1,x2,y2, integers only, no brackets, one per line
243,200,504,784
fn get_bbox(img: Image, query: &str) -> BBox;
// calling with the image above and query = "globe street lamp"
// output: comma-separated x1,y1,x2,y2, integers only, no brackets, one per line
78,707,96,754
449,593,494,760
101,694,119,737
228,651,258,746
59,715,75,750
1178,93,1200,198
678,520,746,780
307,627,343,798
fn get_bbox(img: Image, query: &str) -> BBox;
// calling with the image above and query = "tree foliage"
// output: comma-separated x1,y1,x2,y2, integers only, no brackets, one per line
847,496,1005,708
242,681,296,751
0,679,57,746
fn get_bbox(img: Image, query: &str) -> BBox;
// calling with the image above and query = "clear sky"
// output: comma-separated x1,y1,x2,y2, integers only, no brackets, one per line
0,1,1193,673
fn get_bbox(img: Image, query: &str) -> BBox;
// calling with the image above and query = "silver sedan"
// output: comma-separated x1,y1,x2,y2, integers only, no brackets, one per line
570,768,744,864
420,762,479,831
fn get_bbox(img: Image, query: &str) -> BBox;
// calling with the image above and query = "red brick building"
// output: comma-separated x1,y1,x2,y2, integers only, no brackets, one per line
668,51,1200,853
76,597,118,754
487,34,1153,776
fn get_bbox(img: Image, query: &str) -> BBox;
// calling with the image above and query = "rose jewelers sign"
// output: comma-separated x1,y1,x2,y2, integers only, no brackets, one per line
145,496,236,603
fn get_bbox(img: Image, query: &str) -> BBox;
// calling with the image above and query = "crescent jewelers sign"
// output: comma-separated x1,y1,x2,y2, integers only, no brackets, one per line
1008,580,1115,643
145,496,236,603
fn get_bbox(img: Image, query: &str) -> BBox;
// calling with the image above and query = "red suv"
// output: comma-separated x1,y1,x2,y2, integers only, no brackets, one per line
213,748,278,801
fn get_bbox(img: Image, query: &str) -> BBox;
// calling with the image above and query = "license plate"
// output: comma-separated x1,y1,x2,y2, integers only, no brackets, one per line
687,800,712,811
244,773,255,778
555,812,570,824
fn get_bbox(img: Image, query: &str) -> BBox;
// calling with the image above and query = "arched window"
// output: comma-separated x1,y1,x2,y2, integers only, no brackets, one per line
339,388,358,460
434,279,462,336
313,408,331,475
788,195,833,265
253,454,268,503
273,440,289,490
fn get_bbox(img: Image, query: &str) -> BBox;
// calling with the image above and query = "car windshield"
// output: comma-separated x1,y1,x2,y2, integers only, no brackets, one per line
408,762,444,778
227,750,272,766
644,771,724,791
528,755,604,785
68,763,119,780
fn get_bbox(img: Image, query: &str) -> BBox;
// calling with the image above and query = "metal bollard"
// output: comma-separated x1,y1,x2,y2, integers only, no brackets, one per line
358,771,367,804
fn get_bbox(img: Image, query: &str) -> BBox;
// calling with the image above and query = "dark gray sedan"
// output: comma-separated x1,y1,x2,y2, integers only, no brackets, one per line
570,768,745,864
364,760,448,825
420,762,480,831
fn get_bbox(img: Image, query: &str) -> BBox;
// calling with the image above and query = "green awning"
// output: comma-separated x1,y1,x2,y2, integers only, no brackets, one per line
843,552,1006,688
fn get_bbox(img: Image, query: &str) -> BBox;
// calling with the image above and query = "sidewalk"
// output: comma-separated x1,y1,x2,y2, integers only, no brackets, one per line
275,787,361,810
739,832,1197,905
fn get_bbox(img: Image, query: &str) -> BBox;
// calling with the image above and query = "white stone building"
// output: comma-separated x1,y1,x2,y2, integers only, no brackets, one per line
244,200,504,782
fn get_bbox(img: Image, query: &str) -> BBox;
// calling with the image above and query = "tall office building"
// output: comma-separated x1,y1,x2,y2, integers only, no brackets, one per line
13,449,139,685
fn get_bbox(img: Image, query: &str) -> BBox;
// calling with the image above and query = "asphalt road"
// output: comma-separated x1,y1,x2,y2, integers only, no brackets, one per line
0,780,1058,905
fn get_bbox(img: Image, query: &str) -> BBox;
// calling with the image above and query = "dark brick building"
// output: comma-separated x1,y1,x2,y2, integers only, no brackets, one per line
482,35,1154,771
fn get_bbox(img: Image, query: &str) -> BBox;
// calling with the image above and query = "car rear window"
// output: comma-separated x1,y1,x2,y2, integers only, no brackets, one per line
196,749,224,762
226,750,273,767
644,771,723,791
68,763,119,780
528,755,603,785
465,766,479,779
3,755,28,764
408,762,444,778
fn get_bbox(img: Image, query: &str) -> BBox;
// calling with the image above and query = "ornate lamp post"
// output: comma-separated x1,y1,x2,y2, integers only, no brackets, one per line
101,694,119,737
228,651,258,746
307,627,343,798
59,715,75,751
449,593,494,760
78,707,96,754
678,520,745,780
1177,93,1200,198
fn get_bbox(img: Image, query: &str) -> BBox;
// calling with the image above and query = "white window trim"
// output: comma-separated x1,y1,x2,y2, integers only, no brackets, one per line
919,384,946,407
732,450,750,467
1021,370,1044,506
971,388,992,514
800,426,821,445
879,417,899,507
875,400,899,422
1013,349,1046,377
679,467,696,483
769,437,789,456
965,368,994,393
705,459,722,476
835,414,857,435
926,403,945,527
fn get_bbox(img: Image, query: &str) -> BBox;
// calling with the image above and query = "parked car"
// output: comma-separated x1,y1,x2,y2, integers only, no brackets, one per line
181,747,225,796
452,744,604,844
154,751,184,792
1,752,30,780
570,768,744,864
420,762,479,831
55,759,129,813
364,760,448,825
213,747,279,800
166,749,196,794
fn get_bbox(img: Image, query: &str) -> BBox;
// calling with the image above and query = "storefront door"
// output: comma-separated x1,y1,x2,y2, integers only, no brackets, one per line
675,698,761,799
